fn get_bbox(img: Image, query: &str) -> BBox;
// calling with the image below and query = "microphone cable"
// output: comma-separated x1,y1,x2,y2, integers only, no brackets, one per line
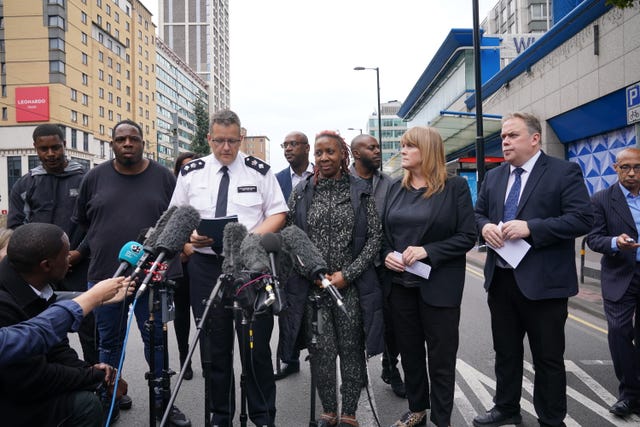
104,293,139,426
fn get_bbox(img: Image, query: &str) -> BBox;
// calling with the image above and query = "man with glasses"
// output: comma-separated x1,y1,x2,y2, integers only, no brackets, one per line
587,147,640,418
275,131,313,202
170,110,288,427
274,131,313,380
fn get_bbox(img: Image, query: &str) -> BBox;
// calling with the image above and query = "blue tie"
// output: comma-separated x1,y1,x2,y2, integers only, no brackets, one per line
503,167,524,222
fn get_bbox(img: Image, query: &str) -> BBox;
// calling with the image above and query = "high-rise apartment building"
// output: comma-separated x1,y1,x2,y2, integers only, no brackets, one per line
158,0,230,114
0,0,158,213
367,100,406,164
156,37,208,168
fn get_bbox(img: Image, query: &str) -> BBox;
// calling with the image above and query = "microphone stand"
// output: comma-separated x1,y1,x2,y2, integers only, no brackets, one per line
308,294,322,427
235,301,250,427
145,285,158,426
160,274,228,427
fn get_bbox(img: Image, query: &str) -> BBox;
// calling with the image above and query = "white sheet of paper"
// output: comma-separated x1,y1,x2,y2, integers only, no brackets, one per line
487,222,531,268
393,251,431,279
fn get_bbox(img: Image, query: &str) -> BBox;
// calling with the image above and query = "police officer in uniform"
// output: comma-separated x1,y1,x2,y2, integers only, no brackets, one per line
170,110,288,427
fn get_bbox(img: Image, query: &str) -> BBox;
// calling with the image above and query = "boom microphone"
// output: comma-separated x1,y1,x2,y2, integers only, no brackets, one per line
221,222,248,276
113,241,144,277
281,225,348,316
260,233,285,314
135,205,201,299
131,206,178,279
240,233,276,308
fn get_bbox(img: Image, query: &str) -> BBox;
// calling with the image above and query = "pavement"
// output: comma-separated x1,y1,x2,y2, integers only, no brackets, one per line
465,236,606,321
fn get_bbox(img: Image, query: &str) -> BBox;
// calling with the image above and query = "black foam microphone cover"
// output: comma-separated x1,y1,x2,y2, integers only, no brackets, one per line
221,222,248,275
240,233,270,273
155,205,201,256
146,205,178,249
281,225,329,280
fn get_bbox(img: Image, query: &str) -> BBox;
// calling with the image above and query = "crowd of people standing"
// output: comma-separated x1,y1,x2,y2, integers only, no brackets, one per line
1,109,637,427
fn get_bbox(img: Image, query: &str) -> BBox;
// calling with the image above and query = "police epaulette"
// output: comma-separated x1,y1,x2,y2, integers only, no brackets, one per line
181,159,205,176
244,156,270,175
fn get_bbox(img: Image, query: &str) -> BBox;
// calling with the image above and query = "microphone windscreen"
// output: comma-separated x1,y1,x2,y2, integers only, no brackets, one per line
281,225,328,280
221,222,247,275
145,205,178,248
240,233,270,272
156,205,201,255
260,232,282,254
118,241,144,265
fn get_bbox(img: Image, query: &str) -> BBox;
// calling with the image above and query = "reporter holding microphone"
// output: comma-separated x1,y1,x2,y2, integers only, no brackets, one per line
286,130,382,427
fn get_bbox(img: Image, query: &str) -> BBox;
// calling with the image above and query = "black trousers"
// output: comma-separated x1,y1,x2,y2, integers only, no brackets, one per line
390,284,460,427
188,253,276,427
173,261,192,366
603,269,640,401
488,267,568,426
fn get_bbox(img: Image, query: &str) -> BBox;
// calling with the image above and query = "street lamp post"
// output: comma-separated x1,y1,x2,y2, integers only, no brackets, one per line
354,66,383,169
348,127,363,134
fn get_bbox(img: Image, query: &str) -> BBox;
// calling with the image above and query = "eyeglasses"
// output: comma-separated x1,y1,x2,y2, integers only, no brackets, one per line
211,138,241,146
280,141,306,149
618,164,640,173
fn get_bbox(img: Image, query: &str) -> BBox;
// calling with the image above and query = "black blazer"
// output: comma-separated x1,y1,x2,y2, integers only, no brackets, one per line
382,175,477,307
275,167,293,202
475,152,593,300
587,183,638,302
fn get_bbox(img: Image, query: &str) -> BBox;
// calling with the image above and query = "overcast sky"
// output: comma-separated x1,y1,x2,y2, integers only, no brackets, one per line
143,0,494,171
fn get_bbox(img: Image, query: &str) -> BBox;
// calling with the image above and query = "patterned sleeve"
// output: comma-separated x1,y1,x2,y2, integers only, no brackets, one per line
342,194,382,283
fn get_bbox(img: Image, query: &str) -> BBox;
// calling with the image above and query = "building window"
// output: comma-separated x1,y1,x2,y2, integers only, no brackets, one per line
107,57,113,68
106,4,111,15
82,114,88,126
82,73,88,85
126,102,131,111
98,51,103,62
108,110,113,120
116,63,121,73
71,88,77,101
108,75,113,86
98,87,104,98
81,32,88,44
116,96,121,107
48,16,65,30
114,12,119,23
2,107,7,120
71,129,78,149
82,53,88,65
81,11,87,24
50,60,65,73
108,92,113,103
116,80,121,89
7,156,22,192
97,0,102,7
71,110,78,122
82,94,88,105
99,124,105,135
530,3,547,20
49,38,65,51
98,69,104,80
99,106,104,117
97,15,102,26
83,133,89,151
100,140,105,157
1,85,6,97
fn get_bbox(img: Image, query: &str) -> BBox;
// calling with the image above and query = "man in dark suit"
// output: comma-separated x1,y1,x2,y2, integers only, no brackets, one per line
587,147,640,417
275,131,313,202
474,112,593,427
274,130,313,380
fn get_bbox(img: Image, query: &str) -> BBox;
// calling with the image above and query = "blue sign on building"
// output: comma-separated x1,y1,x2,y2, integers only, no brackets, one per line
627,82,640,125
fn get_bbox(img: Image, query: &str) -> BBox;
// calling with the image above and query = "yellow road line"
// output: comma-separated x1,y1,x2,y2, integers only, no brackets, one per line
568,313,608,334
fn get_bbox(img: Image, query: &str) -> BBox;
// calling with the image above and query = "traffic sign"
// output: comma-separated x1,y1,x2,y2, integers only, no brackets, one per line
627,82,640,125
